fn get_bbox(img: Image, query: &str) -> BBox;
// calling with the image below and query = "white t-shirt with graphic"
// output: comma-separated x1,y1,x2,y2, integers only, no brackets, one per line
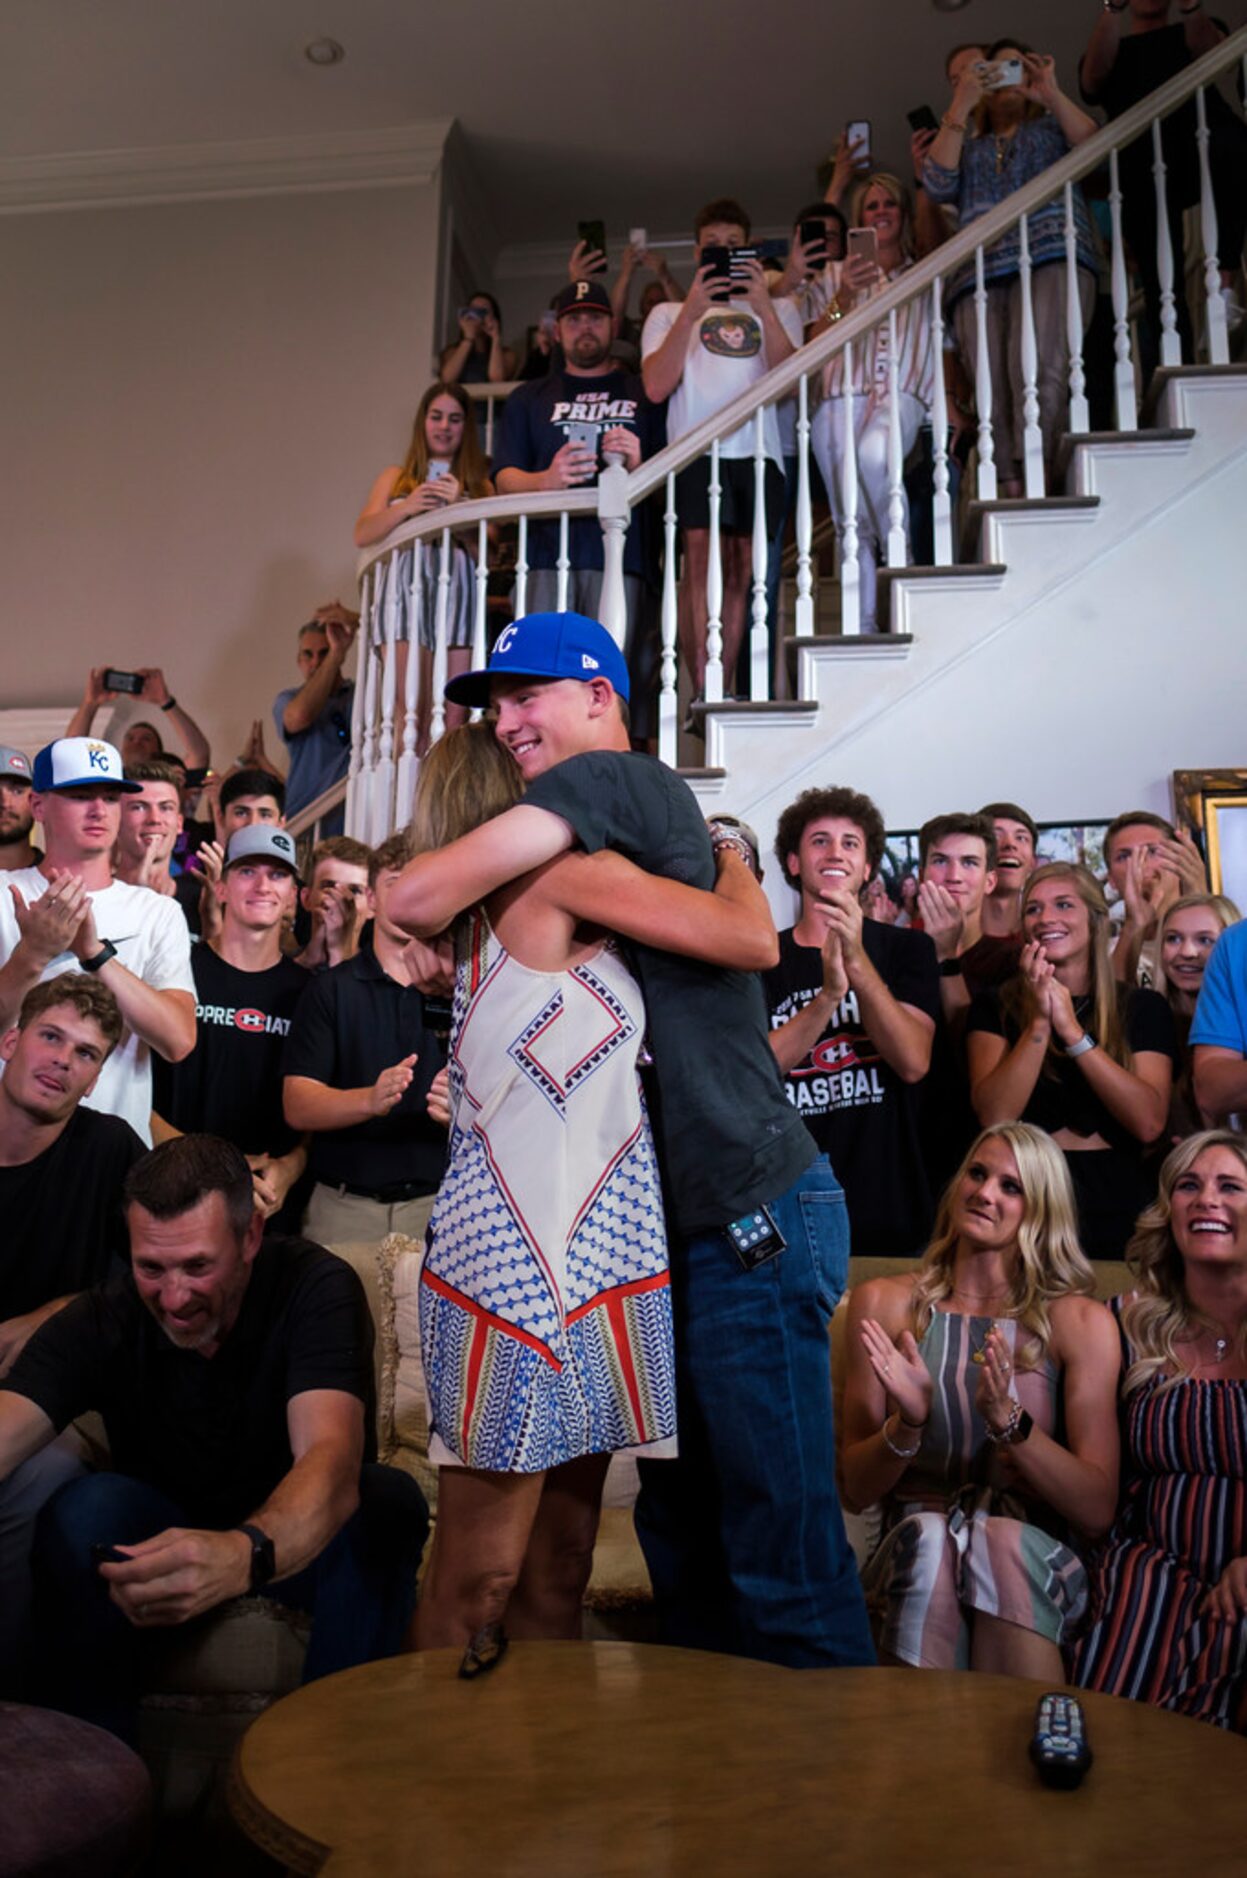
0,870,195,1144
641,296,804,463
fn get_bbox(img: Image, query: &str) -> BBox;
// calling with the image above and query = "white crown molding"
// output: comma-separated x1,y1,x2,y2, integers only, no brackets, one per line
0,120,454,215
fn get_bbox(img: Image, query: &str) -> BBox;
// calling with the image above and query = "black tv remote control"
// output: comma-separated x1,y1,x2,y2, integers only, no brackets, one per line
1030,1692,1093,1789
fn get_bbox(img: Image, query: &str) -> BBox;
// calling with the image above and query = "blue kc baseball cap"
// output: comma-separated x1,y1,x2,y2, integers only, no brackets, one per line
443,612,630,710
32,737,141,793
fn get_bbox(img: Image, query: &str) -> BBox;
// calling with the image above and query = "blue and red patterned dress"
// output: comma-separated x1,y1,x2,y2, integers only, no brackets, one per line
420,911,677,1474
1071,1303,1247,1729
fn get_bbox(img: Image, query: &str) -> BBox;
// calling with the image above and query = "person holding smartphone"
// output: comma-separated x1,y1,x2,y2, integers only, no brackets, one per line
438,291,517,386
806,174,944,631
923,40,1101,495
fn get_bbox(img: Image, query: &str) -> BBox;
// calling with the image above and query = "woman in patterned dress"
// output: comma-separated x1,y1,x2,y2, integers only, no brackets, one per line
1072,1131,1247,1729
405,722,776,1654
842,1121,1120,1677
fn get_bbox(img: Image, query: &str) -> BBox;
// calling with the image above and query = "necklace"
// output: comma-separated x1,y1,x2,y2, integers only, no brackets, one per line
993,132,1018,177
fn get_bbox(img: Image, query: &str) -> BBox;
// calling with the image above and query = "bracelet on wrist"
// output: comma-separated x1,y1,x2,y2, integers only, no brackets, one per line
159,695,177,712
940,115,967,133
881,1412,923,1461
1064,1031,1098,1059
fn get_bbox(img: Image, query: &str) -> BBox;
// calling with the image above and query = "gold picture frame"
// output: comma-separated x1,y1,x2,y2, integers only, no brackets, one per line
1172,769,1247,903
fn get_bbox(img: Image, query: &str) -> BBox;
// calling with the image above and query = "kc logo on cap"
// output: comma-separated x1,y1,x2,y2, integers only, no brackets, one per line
31,737,140,794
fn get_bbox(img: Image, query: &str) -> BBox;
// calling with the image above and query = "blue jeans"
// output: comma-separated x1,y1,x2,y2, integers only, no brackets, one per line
635,1157,874,1669
32,1462,427,1742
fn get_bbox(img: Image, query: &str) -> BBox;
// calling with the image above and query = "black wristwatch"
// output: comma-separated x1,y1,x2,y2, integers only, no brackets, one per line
1006,1409,1034,1446
939,957,964,979
80,940,118,973
235,1522,277,1592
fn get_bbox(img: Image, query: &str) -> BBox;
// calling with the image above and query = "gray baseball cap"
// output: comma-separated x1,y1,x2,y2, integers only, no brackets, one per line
0,747,32,785
224,825,301,880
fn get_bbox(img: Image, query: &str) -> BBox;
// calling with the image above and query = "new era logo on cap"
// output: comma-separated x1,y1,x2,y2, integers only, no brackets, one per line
225,825,301,880
31,738,140,793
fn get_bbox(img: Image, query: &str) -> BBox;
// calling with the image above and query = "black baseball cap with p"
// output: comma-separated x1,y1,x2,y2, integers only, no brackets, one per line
444,612,630,711
553,279,612,319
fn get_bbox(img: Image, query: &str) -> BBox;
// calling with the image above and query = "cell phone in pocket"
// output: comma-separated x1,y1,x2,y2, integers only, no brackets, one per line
725,1205,787,1272
846,119,872,169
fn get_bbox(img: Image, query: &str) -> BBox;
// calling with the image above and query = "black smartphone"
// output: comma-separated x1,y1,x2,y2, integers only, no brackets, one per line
799,218,830,265
90,1542,129,1568
576,220,607,267
755,237,790,263
908,105,940,135
103,668,144,696
701,244,733,300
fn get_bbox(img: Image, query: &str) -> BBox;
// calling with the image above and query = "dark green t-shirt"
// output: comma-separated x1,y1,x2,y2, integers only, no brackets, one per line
523,750,815,1233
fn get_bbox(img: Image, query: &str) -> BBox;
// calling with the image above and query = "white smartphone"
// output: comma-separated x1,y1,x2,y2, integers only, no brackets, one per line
426,459,451,481
629,226,647,253
978,57,1023,91
846,120,872,170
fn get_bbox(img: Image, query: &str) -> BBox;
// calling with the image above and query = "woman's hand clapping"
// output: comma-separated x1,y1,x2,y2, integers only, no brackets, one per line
860,1317,933,1430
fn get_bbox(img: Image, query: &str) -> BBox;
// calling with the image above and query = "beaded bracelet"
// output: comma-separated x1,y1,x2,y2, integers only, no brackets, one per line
984,1400,1022,1445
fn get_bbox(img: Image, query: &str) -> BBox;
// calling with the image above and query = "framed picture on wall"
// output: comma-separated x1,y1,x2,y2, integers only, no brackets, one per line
1172,770,1247,905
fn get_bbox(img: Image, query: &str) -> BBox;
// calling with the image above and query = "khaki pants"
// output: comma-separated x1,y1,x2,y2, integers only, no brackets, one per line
303,1182,435,1249
953,264,1097,483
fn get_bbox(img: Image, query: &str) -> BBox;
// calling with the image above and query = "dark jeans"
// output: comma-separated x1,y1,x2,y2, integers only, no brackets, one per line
32,1462,427,1742
634,1157,875,1670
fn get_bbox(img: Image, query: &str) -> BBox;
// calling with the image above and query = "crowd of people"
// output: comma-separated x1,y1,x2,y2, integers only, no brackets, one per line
0,0,1243,1768
359,2,1244,697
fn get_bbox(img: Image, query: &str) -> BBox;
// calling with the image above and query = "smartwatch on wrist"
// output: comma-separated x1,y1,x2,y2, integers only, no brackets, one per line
80,940,118,974
235,1523,277,1592
159,695,177,713
939,957,964,979
1064,1032,1097,1058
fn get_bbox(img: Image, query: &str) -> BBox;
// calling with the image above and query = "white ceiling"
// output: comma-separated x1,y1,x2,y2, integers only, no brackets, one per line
6,0,1245,241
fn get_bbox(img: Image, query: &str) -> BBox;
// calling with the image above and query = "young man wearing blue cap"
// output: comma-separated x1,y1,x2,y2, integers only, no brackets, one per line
0,739,196,1144
391,614,874,1672
0,748,37,872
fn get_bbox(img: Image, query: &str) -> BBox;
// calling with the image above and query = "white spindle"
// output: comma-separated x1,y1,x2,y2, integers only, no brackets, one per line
395,553,420,822
1017,215,1044,496
597,453,629,648
973,245,998,500
345,566,371,839
515,514,529,619
838,341,861,636
1064,182,1090,434
1151,117,1181,367
658,471,678,767
1109,149,1139,431
1196,87,1229,365
930,278,952,566
358,572,382,847
429,525,452,749
484,395,495,459
471,517,489,693
749,407,769,698
885,309,907,566
556,509,570,612
794,373,814,635
373,556,399,842
704,438,724,703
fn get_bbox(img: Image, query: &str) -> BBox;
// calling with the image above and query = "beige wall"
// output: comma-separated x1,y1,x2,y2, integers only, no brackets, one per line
1,179,441,775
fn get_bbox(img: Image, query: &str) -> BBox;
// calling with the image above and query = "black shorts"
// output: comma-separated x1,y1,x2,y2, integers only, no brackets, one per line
675,455,785,537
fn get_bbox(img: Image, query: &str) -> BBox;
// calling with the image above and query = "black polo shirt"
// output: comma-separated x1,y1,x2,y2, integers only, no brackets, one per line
0,1109,144,1319
1,1238,374,1529
282,945,447,1195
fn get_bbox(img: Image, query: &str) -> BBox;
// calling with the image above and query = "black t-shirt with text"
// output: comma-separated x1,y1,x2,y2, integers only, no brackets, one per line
492,370,662,582
2,1238,375,1529
764,922,941,1258
153,946,309,1156
522,751,815,1234
0,1108,145,1319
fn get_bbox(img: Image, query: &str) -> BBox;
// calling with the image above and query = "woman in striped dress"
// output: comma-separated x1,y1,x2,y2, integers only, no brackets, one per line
842,1122,1120,1676
1071,1131,1247,1729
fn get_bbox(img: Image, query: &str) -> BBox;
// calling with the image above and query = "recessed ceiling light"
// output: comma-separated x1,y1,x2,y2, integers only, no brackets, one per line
304,37,345,66
932,0,972,11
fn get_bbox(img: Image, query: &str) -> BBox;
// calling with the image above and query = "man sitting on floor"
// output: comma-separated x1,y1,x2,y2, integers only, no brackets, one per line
0,1133,428,1742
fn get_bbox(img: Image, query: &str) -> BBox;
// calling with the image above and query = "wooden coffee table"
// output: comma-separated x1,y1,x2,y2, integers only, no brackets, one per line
230,1642,1244,1874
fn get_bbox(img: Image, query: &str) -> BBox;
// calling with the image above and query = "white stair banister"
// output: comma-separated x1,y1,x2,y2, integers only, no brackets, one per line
598,454,629,648
794,372,815,634
345,566,371,839
471,516,489,683
1109,149,1139,432
1017,214,1045,497
373,559,399,846
658,470,678,768
838,339,861,636
556,509,570,613
515,514,529,619
749,407,769,698
885,309,907,566
395,550,420,822
973,244,998,501
930,278,953,567
1151,117,1182,368
357,578,382,847
1196,86,1230,366
704,438,725,703
429,524,452,752
1064,182,1091,434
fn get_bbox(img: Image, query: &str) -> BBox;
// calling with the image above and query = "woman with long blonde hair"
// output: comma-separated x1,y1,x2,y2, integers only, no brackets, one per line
404,707,779,1661
354,381,493,752
967,861,1176,1256
1072,1131,1247,1729
1154,893,1241,1138
842,1121,1120,1679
